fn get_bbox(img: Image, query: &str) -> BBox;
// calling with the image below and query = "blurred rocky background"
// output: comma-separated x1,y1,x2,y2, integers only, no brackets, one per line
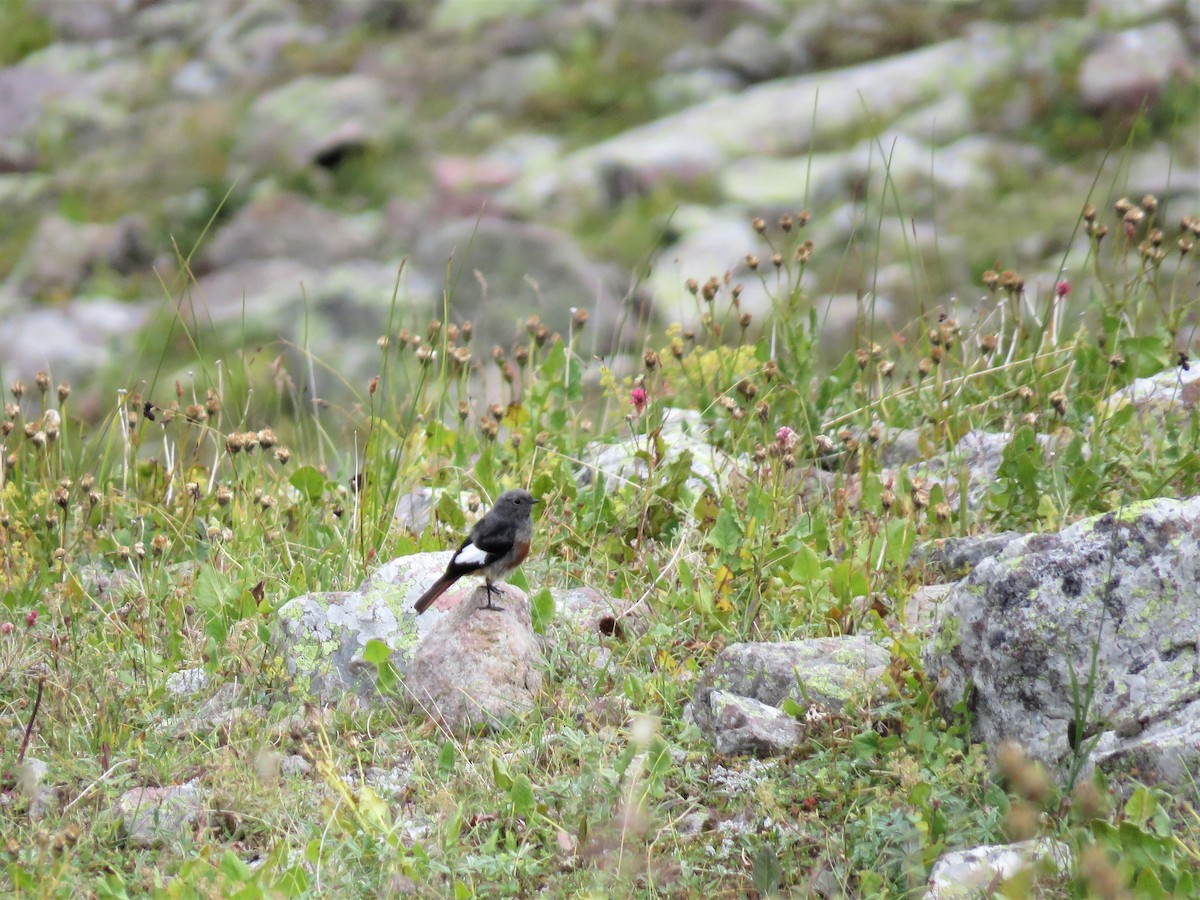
0,0,1197,415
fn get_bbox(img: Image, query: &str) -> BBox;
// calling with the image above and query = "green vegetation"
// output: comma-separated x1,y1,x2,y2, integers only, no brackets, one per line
0,0,52,66
2,178,1200,897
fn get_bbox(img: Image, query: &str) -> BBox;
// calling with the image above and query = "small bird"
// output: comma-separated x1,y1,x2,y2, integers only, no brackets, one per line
413,489,540,615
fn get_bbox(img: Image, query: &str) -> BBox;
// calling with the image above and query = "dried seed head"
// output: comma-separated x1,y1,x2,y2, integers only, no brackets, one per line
480,418,499,440
1049,390,1067,415
1114,197,1133,217
778,213,794,232
461,321,473,342
489,402,505,422
982,269,999,290
867,424,882,444
572,308,588,330
911,487,929,510
216,486,233,506
1017,385,1035,405
535,431,549,447
685,277,699,296
796,210,810,227
1082,202,1096,223
917,358,933,378
35,371,49,393
736,379,757,399
415,346,434,365
934,502,952,522
763,359,779,380
257,428,277,449
856,349,870,369
881,488,896,510
702,277,720,301
979,334,998,355
152,534,169,555
502,362,516,384
514,345,529,365
879,360,895,378
446,323,459,343
752,217,766,234
510,433,522,450
643,350,660,371
53,487,69,509
533,325,549,347
771,253,784,268
745,254,759,270
669,338,684,359
396,329,411,348
274,447,291,465
1022,412,1038,427
1179,237,1194,255
1140,193,1158,215
739,311,752,329
10,381,24,399
458,400,470,421
930,346,945,365
4,402,17,419
814,434,836,454
755,399,769,421
1123,206,1145,227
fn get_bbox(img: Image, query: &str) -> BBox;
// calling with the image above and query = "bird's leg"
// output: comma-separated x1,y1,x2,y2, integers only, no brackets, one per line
481,579,505,612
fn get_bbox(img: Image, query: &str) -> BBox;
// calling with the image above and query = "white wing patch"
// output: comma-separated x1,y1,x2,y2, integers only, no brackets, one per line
454,543,489,566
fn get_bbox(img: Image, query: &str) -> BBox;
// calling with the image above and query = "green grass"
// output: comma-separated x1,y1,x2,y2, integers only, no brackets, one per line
2,180,1200,897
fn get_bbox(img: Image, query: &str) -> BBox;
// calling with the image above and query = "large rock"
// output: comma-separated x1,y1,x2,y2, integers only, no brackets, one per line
1077,22,1193,113
407,216,637,354
925,498,1200,785
504,26,1023,214
12,213,150,299
201,191,384,270
273,553,450,700
0,296,150,382
231,74,399,174
114,781,206,849
689,636,891,755
405,583,544,732
925,838,1070,900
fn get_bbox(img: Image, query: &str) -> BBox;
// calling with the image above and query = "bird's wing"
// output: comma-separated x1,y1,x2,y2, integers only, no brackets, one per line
467,514,514,553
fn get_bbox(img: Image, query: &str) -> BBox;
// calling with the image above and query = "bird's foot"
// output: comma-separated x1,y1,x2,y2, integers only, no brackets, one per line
481,584,505,612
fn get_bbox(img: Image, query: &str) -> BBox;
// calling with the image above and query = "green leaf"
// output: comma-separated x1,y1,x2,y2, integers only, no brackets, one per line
531,587,555,633
437,741,457,777
289,465,326,503
362,639,391,664
750,845,782,897
707,507,744,554
491,757,513,791
510,774,535,817
436,491,466,530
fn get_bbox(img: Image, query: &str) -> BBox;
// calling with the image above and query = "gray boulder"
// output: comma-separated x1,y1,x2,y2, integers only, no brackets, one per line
114,781,206,849
925,497,1200,783
689,636,891,755
405,583,544,732
274,553,449,700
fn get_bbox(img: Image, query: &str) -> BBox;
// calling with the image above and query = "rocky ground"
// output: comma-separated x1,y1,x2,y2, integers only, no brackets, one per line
1,0,1198,413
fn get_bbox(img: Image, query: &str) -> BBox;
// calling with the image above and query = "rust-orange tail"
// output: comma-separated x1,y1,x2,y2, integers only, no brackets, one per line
413,573,459,615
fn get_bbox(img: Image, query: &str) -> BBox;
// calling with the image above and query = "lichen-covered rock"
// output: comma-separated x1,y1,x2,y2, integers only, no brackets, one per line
925,838,1070,899
405,584,544,732
114,781,206,849
925,498,1200,778
274,553,449,700
689,636,891,753
704,690,807,757
1082,697,1200,802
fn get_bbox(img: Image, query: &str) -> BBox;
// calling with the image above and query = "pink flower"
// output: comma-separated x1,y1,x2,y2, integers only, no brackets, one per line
630,386,647,414
1055,280,1071,299
25,610,37,628
776,426,797,449
0,622,12,636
